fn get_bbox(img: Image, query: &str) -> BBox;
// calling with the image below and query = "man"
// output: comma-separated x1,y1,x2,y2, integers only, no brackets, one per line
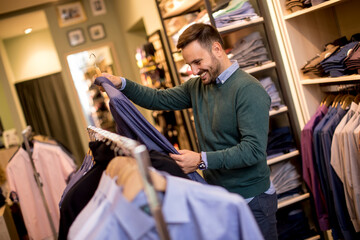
97,23,277,239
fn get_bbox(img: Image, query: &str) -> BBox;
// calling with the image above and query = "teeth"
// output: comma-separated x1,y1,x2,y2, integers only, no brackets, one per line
200,72,206,78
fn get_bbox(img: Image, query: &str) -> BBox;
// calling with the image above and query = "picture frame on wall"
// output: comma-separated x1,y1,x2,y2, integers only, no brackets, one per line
57,1,87,28
90,0,107,16
67,28,85,47
88,23,106,41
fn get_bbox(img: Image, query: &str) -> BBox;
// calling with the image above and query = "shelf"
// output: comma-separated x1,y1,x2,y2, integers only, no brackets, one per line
300,74,360,85
269,105,288,117
217,17,264,34
278,193,310,209
284,0,349,20
267,150,299,165
163,0,203,19
244,61,276,74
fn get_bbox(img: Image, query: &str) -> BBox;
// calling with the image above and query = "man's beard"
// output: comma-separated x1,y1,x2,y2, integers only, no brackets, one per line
199,54,222,84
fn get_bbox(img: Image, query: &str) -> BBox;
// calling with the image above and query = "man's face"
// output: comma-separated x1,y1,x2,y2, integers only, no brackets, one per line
182,40,222,85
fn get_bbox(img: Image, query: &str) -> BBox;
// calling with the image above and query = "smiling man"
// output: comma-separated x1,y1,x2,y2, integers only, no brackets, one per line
96,23,277,239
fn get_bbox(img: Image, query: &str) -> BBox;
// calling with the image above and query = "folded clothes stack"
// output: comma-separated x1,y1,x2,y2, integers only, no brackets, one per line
267,126,296,157
270,161,302,195
212,0,259,28
228,31,270,69
285,0,327,13
344,42,360,74
259,77,282,110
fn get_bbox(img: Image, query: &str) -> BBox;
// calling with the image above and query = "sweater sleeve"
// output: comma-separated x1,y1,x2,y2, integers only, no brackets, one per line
206,82,271,169
122,78,192,110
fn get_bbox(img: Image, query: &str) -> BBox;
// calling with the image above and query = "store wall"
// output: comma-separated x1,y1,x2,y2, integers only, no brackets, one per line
3,29,61,82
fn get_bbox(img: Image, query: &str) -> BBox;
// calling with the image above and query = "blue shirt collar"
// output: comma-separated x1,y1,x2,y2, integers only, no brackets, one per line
216,61,239,85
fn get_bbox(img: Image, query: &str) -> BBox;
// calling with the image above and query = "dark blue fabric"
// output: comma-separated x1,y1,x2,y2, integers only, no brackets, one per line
320,108,359,240
312,106,343,239
94,77,205,183
267,127,296,156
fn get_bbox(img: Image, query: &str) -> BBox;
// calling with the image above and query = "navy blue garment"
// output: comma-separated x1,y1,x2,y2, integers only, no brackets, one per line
94,76,205,183
320,107,359,240
313,106,343,239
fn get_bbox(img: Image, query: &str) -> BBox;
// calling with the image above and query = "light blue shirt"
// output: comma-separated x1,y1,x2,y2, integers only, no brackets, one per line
70,172,264,239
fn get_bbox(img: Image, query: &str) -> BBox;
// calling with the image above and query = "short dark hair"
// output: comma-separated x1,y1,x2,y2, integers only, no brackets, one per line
176,23,224,51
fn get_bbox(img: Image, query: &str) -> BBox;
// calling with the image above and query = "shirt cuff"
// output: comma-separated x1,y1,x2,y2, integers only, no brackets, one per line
118,77,126,90
201,152,208,169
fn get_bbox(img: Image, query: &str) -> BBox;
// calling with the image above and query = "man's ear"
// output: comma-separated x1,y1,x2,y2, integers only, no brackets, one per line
212,42,223,57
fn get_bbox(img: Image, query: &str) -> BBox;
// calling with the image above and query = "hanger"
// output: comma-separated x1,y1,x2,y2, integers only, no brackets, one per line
332,93,343,108
106,156,166,202
341,94,355,110
354,93,360,104
321,94,336,107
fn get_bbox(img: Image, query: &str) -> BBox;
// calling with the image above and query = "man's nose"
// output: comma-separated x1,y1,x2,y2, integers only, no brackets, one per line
191,65,200,75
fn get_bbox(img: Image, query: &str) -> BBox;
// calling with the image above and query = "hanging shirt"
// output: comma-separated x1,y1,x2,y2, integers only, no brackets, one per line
69,172,263,240
94,76,205,183
301,104,329,230
6,142,75,240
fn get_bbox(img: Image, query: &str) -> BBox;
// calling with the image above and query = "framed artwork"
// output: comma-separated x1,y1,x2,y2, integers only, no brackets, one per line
57,1,87,28
67,28,85,47
88,23,106,41
90,0,107,16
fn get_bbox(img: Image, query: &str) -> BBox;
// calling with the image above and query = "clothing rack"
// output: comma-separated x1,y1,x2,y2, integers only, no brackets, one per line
21,125,57,238
87,125,170,240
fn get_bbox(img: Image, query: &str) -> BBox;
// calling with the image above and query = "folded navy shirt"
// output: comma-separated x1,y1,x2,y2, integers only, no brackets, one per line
94,76,205,183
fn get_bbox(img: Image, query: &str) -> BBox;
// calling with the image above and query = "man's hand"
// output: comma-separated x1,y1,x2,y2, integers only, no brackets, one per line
94,72,122,91
170,150,201,174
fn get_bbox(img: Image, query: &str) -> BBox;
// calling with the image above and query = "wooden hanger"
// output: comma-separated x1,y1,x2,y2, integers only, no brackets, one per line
105,156,166,202
341,95,355,110
321,94,336,107
332,93,343,108
354,93,360,104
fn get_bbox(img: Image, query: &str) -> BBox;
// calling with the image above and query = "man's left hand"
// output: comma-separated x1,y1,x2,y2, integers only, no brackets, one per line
170,150,201,174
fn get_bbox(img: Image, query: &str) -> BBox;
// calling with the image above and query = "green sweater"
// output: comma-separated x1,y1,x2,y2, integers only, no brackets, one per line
123,68,271,198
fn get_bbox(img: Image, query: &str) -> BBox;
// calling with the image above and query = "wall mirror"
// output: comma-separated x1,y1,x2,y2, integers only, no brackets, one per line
66,44,118,132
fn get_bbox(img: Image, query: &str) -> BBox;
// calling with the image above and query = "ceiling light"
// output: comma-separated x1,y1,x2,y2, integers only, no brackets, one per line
24,28,32,34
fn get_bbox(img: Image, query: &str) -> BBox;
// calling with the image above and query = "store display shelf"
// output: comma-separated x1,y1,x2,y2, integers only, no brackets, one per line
244,61,276,74
284,0,348,20
218,17,264,34
267,150,299,165
300,74,360,85
278,193,310,209
163,0,203,19
269,105,288,117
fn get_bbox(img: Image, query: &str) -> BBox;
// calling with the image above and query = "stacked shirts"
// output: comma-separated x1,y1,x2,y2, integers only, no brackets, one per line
267,126,296,158
344,42,360,74
270,161,302,197
228,31,270,69
285,0,306,13
259,77,283,110
211,0,259,28
301,44,340,78
320,41,359,77
68,171,263,240
6,141,76,240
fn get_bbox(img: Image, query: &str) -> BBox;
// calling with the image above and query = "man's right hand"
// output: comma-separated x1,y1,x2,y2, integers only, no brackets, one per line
94,72,122,90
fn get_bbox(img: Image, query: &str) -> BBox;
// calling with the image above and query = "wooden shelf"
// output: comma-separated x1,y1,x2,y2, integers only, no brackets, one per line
278,193,310,209
218,17,264,34
300,74,360,85
267,150,299,165
244,61,276,74
163,0,203,19
284,0,349,20
269,105,288,117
